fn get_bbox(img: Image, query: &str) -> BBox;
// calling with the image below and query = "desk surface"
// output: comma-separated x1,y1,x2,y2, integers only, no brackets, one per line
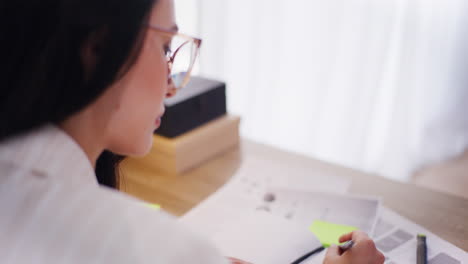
120,139,468,251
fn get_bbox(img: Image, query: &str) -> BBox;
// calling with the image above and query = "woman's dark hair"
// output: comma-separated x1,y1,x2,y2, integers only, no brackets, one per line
0,0,156,188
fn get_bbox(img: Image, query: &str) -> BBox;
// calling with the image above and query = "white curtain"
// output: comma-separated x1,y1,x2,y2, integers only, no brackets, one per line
176,0,468,181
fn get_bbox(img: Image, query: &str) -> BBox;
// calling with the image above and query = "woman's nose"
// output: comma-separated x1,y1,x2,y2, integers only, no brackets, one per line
166,78,177,98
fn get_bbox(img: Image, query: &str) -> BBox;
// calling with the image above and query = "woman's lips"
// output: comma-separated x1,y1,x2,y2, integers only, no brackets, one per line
155,117,162,128
155,109,165,129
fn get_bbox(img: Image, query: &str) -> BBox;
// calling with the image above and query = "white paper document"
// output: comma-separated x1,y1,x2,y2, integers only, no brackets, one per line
373,207,467,264
180,156,467,264
256,189,380,235
207,191,380,264
212,212,322,264
207,206,467,264
181,156,352,235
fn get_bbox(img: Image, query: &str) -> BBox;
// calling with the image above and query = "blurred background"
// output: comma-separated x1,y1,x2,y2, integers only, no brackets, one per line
173,0,468,184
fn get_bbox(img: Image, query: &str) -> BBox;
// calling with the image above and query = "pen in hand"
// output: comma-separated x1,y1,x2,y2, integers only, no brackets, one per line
339,240,354,253
291,240,354,264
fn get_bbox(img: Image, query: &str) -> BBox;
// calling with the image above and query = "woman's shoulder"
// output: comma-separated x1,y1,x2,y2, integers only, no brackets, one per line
0,166,227,264
95,187,229,263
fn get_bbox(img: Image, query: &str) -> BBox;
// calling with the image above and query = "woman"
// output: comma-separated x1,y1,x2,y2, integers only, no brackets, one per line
0,0,384,263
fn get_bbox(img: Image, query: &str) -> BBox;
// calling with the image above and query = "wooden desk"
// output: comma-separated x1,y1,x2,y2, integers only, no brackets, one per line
120,139,468,251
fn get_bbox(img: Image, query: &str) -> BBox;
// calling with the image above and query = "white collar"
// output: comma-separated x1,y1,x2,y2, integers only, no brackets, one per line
0,124,98,186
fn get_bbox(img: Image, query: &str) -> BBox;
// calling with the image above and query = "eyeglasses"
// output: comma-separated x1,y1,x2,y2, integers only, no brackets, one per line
147,25,202,92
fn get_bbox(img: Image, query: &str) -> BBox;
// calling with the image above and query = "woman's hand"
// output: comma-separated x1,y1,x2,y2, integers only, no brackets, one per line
226,257,253,264
323,230,385,264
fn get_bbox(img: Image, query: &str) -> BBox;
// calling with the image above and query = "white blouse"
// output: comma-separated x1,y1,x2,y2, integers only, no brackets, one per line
0,125,228,264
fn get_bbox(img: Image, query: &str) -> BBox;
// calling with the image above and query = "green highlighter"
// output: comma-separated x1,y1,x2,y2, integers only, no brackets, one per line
417,234,428,264
309,220,358,248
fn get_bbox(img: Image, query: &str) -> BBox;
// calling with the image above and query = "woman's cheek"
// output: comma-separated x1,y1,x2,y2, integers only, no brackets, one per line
142,53,168,101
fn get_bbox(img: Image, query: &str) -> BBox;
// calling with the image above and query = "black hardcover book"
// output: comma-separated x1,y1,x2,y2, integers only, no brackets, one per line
155,76,227,138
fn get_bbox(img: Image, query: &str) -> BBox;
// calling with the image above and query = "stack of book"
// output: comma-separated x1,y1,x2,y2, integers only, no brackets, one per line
132,115,240,175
